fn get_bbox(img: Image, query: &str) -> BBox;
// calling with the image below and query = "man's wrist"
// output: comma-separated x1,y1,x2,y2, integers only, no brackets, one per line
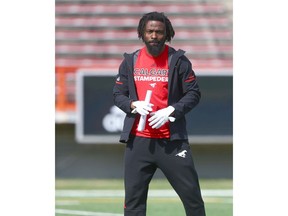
130,100,136,109
167,106,175,116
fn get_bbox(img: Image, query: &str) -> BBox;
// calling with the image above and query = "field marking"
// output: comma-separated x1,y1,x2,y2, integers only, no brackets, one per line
56,200,80,206
56,189,232,198
56,209,123,216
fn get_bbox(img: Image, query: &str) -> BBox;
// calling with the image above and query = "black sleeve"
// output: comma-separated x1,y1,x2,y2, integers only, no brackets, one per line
173,57,201,119
113,60,133,114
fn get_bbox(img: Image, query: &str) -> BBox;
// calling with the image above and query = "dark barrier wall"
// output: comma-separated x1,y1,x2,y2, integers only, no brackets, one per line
188,76,233,135
78,76,232,141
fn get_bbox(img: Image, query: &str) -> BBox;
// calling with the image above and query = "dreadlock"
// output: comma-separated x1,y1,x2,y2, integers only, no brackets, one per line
137,11,175,42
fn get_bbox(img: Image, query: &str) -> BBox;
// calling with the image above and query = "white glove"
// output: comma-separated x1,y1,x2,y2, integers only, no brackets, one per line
131,101,154,115
148,106,175,129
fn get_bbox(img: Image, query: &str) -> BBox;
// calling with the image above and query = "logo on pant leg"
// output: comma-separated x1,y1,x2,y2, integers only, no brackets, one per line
175,150,187,158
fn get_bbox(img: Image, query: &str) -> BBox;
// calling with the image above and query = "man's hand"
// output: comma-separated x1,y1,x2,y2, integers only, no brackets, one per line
131,101,154,115
148,106,175,129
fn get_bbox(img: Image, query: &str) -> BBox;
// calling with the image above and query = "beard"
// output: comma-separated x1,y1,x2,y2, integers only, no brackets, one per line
144,39,166,56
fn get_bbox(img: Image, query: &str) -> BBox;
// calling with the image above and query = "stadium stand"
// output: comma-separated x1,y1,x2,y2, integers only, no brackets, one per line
55,0,233,123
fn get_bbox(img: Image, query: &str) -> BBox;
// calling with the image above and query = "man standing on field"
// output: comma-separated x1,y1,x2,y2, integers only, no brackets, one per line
113,11,206,216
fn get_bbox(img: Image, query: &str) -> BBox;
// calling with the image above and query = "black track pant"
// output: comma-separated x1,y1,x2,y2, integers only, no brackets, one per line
124,136,206,216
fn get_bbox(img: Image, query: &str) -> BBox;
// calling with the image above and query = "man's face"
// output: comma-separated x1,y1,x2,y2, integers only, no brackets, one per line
143,20,166,57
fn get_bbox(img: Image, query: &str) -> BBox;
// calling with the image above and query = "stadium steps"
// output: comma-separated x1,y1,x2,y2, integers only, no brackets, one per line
55,29,232,44
55,3,227,17
55,0,232,70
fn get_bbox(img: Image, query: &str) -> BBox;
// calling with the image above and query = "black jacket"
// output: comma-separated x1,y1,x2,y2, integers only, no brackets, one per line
113,46,201,143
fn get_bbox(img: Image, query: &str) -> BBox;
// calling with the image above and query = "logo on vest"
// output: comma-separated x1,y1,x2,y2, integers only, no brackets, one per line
150,83,156,88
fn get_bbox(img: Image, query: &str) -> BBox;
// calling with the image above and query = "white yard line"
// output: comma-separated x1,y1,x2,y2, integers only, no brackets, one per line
56,189,232,198
55,190,232,215
55,209,123,216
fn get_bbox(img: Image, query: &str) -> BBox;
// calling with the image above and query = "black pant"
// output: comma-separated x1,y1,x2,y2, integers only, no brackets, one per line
124,136,206,216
